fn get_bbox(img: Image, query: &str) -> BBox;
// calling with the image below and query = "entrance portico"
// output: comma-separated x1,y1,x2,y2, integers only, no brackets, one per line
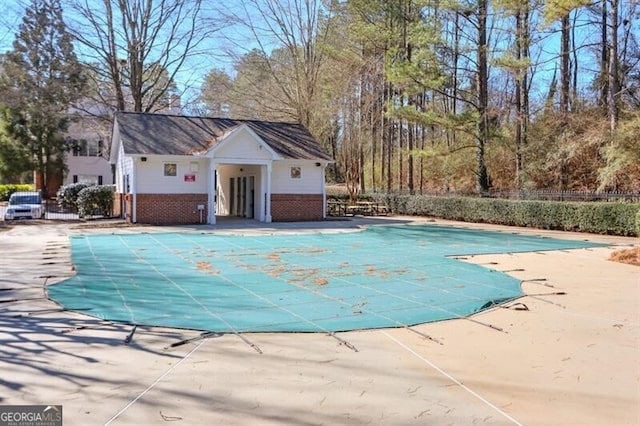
204,124,281,225
207,160,273,225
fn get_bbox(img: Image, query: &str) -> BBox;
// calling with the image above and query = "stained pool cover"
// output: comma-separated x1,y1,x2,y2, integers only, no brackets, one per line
47,225,603,332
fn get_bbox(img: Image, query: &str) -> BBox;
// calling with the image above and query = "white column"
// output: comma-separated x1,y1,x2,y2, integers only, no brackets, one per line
265,162,272,222
208,160,217,224
321,164,327,219
132,159,137,223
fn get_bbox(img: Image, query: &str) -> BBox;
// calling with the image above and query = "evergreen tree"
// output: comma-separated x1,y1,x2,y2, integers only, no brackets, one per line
0,0,85,197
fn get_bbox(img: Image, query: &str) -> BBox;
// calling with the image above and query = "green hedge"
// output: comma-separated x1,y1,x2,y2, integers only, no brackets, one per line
56,182,91,210
0,184,35,201
371,194,640,236
77,185,115,218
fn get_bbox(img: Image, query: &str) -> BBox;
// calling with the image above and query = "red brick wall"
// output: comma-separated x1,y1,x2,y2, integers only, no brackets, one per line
135,193,208,225
35,169,63,199
271,194,324,222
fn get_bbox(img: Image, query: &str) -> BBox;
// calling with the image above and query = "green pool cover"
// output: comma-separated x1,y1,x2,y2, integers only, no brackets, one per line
47,225,604,332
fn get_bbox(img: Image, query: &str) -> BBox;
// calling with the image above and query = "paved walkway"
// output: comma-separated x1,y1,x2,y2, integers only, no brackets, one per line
0,217,638,425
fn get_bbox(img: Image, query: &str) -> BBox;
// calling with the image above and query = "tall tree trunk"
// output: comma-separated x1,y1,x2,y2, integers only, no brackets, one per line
571,12,579,106
515,1,530,189
359,69,366,193
600,1,609,110
359,143,365,193
452,11,460,148
398,115,404,193
329,121,340,181
370,51,381,191
419,92,425,194
560,13,571,115
371,93,378,191
608,0,620,131
387,112,393,193
515,7,523,187
476,0,490,193
383,81,392,193
408,118,415,195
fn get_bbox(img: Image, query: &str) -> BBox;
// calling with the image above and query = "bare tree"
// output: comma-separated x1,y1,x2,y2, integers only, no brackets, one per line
0,0,86,196
608,0,620,131
215,0,336,129
65,0,225,113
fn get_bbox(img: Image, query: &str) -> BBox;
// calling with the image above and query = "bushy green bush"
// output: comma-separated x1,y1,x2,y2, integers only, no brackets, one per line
77,185,115,218
371,194,640,236
56,182,91,210
0,184,35,201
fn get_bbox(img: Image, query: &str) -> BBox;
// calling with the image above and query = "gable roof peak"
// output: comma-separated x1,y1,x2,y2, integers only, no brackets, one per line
113,112,333,161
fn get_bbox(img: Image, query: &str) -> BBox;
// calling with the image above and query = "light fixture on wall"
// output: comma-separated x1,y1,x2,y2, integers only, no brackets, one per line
141,157,147,162
315,162,321,167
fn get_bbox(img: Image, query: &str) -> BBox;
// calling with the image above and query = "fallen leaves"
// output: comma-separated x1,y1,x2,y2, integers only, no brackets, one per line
608,247,640,266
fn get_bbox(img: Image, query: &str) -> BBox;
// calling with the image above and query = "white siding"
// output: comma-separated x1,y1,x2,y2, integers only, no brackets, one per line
271,161,323,194
214,128,274,161
115,144,133,193
135,156,208,194
64,153,113,186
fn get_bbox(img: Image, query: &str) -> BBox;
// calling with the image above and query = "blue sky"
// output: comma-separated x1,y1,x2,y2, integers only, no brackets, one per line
2,0,637,111
0,0,244,100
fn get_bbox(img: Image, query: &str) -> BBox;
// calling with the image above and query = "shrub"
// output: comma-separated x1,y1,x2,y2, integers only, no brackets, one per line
370,194,640,236
0,184,35,201
56,182,91,210
77,185,115,218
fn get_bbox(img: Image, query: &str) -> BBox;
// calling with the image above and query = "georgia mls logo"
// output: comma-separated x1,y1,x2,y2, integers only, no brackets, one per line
0,404,62,426
43,406,61,420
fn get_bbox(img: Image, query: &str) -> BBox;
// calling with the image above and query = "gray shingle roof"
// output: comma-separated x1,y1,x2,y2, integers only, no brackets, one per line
114,111,333,161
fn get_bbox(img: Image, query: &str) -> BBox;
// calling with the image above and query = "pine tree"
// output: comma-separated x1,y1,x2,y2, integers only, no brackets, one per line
0,0,85,197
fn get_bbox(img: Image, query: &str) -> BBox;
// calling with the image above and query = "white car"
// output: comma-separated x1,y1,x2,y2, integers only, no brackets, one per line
4,191,45,220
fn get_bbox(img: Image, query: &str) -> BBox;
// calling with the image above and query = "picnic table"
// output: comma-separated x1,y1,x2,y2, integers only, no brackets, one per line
327,199,347,216
327,199,389,217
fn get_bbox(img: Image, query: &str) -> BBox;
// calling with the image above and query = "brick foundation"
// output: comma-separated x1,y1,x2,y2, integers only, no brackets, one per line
271,193,324,222
134,193,208,225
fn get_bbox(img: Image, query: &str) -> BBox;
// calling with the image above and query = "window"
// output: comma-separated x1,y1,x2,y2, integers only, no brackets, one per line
71,140,103,157
75,175,99,185
164,163,177,177
72,141,87,157
290,166,302,179
87,141,99,156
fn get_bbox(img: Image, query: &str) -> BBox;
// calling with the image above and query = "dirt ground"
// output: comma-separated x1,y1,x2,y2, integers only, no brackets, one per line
0,216,638,425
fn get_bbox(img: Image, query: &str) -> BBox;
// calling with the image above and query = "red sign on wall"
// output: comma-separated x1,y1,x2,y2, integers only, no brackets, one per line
184,174,196,182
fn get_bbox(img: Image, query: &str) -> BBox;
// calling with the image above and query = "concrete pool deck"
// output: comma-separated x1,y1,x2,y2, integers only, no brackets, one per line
0,216,638,425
